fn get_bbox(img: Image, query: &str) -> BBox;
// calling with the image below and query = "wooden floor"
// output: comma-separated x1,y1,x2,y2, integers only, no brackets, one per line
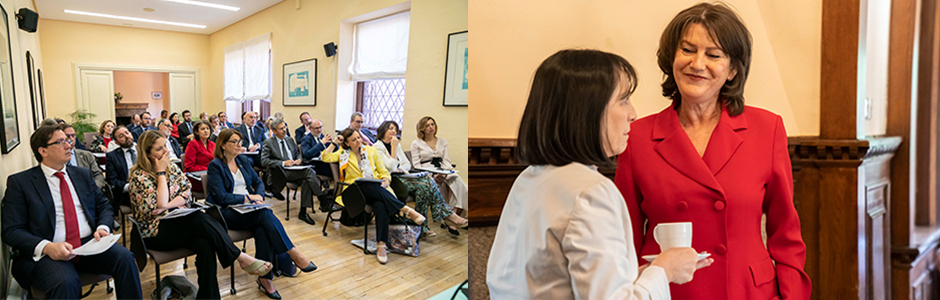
85,193,468,300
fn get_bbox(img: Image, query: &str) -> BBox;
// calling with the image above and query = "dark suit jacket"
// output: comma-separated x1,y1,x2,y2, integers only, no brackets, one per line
105,148,134,194
178,121,194,146
223,121,235,130
206,157,263,208
294,125,307,144
300,133,327,160
1,166,113,258
74,149,105,188
130,126,157,141
167,136,183,158
360,128,377,143
74,138,87,151
260,136,301,169
235,124,265,149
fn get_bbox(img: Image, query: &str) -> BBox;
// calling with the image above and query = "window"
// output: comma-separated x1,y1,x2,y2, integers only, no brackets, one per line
350,12,410,129
224,33,272,124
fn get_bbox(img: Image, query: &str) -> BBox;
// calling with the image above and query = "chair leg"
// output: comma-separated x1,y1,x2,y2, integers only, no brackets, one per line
363,212,373,255
153,262,161,296
230,265,236,295
183,257,188,269
322,210,333,236
286,192,290,220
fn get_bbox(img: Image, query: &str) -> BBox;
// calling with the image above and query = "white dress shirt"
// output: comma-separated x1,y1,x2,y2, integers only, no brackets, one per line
232,169,248,195
33,164,110,261
374,139,411,173
277,137,294,163
487,163,670,299
164,138,178,160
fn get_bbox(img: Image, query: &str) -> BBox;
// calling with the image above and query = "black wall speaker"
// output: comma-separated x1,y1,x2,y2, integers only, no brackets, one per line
323,42,337,57
16,8,38,33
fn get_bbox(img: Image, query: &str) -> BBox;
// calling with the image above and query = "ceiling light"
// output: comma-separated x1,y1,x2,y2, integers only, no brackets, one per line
64,9,207,29
162,0,240,11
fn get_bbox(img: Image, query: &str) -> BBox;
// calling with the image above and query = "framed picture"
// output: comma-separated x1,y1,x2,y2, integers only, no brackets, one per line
283,58,317,106
0,3,18,153
27,51,43,129
152,91,162,99
443,31,468,106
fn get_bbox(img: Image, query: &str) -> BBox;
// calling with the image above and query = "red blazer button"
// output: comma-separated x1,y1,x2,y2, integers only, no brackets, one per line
677,201,688,211
716,244,727,254
714,201,725,211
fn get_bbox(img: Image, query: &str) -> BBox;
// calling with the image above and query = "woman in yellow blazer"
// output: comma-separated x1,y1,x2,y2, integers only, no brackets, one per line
321,128,426,264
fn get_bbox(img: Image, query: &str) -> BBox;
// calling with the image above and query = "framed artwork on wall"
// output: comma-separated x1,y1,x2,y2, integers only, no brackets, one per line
152,91,162,99
0,3,19,153
282,58,317,106
443,30,468,106
27,51,42,129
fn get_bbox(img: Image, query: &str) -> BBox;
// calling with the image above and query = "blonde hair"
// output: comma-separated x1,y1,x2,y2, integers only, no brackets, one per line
129,130,165,177
98,120,115,136
416,116,437,140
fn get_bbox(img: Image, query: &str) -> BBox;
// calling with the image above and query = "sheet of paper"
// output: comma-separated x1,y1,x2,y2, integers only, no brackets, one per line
355,178,384,184
229,203,272,214
72,234,121,256
395,171,430,179
284,165,312,171
159,207,204,220
413,167,458,175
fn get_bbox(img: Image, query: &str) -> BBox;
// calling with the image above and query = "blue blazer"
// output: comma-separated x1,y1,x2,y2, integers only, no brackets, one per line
206,156,264,207
300,133,327,160
235,124,265,149
168,136,183,158
1,166,113,256
105,148,134,191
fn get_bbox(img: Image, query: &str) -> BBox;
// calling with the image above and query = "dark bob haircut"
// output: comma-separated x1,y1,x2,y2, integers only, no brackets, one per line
658,2,751,116
376,120,399,141
516,49,637,168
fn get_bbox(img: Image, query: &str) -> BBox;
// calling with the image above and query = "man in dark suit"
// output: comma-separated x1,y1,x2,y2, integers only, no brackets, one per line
261,119,324,225
127,114,141,136
1,125,142,299
105,126,136,215
61,124,105,188
294,112,311,144
157,119,183,159
350,112,376,145
178,110,195,150
299,119,337,212
218,111,235,130
130,112,157,141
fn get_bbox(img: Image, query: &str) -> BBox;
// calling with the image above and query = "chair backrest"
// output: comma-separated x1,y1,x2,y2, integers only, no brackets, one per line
127,217,150,272
330,162,369,216
403,150,413,166
84,132,98,147
201,173,209,200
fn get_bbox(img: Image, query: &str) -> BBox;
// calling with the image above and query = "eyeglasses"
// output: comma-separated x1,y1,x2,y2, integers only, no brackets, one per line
353,120,363,124
64,133,76,138
227,140,241,144
45,139,69,147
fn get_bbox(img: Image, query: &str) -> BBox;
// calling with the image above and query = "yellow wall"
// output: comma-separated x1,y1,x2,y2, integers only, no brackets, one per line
38,19,210,121
206,0,469,177
113,71,170,116
469,0,822,138
1,0,45,182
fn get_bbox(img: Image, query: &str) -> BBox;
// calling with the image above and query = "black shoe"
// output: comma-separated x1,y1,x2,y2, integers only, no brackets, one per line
299,261,317,272
441,223,460,236
298,212,316,225
272,192,285,201
256,279,282,299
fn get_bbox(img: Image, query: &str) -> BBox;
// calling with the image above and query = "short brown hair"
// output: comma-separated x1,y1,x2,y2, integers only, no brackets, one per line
516,49,638,168
416,116,437,140
30,125,62,163
339,128,358,150
193,119,211,141
98,120,115,135
376,121,399,141
657,2,751,116
214,129,243,160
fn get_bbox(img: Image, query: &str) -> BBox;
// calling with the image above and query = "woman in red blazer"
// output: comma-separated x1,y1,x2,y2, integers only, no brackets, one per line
615,3,811,299
185,120,215,192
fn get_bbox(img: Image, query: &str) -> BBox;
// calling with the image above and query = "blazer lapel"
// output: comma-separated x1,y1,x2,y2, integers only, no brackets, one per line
701,109,746,176
30,168,56,231
651,108,726,197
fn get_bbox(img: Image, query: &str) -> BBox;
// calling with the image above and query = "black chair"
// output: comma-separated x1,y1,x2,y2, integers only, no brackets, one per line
203,202,253,296
320,163,376,254
267,166,302,220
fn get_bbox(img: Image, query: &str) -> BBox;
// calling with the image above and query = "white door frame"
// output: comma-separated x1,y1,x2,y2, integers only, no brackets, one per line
72,63,201,115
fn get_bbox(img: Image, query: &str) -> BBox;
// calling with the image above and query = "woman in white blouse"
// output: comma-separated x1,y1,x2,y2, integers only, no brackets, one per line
487,49,711,299
410,116,468,217
375,120,468,237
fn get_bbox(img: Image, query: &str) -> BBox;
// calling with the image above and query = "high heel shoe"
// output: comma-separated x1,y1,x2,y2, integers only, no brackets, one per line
256,279,282,299
444,217,468,229
401,207,426,225
441,223,459,236
376,246,388,264
299,261,317,272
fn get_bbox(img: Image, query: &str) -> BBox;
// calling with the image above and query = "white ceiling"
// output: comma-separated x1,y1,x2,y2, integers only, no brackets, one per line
34,0,284,35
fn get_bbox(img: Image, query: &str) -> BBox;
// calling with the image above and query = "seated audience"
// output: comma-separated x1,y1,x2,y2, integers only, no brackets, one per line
208,115,221,142
169,112,181,139
322,128,426,264
185,120,215,193
128,114,142,135
300,118,337,195
294,112,311,144
105,126,137,214
62,124,105,188
178,110,195,150
349,112,375,145
2,125,142,299
411,116,468,216
89,119,115,153
54,119,86,150
207,129,318,298
157,119,183,159
236,111,265,153
160,109,168,120
263,117,277,140
375,121,467,236
129,130,272,300
130,112,157,141
261,119,325,223
218,111,235,129
199,112,209,121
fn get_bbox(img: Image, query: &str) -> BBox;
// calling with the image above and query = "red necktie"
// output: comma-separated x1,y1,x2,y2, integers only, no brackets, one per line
54,172,82,248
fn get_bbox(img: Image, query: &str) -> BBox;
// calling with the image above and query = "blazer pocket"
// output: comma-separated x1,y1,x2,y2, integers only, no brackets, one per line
750,256,777,287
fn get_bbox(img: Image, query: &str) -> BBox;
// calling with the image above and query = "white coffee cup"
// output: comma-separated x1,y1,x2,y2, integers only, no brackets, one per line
653,222,692,250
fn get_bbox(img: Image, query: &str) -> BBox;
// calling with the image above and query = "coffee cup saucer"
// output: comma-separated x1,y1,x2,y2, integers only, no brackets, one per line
642,251,711,263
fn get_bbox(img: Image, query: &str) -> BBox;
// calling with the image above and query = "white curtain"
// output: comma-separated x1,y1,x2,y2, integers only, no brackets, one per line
349,11,410,80
223,32,271,102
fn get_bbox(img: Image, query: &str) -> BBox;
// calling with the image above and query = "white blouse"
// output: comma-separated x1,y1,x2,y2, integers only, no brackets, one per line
487,163,670,300
374,139,411,173
410,138,453,170
232,168,248,195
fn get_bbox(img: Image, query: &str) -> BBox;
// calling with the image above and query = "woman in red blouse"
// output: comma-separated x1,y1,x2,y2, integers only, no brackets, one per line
170,112,181,139
185,120,215,192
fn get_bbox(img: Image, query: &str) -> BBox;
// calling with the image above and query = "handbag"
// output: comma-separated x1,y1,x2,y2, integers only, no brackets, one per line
151,275,197,300
386,224,421,257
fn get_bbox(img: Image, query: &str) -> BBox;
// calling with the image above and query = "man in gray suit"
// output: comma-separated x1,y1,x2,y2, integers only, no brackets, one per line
261,118,324,226
61,124,105,188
